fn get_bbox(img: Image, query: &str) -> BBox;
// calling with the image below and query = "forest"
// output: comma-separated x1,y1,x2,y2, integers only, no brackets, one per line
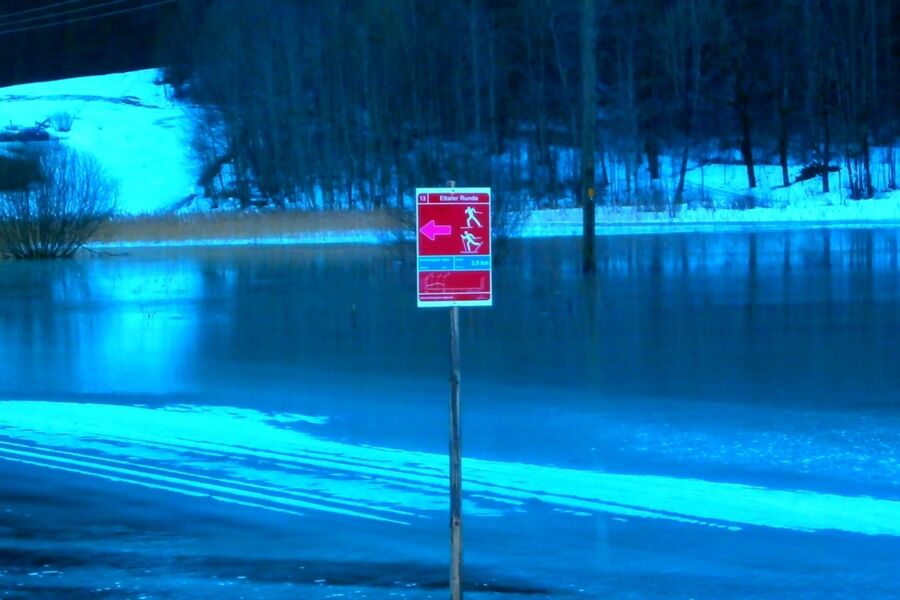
154,0,900,212
3,0,899,212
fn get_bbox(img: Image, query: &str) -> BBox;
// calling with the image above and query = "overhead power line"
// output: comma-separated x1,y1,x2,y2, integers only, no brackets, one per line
0,0,173,37
0,0,90,22
0,0,144,28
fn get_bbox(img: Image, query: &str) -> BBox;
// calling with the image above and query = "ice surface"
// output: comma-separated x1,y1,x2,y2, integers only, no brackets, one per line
2,234,900,596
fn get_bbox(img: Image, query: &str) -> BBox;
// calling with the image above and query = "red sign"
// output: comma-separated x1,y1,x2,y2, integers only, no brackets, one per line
416,187,492,307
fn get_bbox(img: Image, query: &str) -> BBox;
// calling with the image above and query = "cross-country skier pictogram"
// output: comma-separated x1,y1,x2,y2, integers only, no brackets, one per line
464,206,483,229
461,231,483,253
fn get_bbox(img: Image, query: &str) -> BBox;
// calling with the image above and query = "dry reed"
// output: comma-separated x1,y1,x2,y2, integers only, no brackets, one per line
93,209,401,244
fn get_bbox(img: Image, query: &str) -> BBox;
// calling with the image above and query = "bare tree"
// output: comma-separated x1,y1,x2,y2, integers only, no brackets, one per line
768,0,806,188
659,0,725,205
175,0,900,213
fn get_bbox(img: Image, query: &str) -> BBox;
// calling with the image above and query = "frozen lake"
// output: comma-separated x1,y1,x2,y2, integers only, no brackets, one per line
2,231,900,598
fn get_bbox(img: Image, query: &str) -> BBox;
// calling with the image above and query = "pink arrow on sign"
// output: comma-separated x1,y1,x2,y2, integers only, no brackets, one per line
420,219,452,241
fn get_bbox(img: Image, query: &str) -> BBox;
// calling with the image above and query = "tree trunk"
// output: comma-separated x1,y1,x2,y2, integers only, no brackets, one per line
469,0,482,140
822,108,831,193
581,0,597,274
737,90,757,189
645,137,661,180
778,104,790,186
889,146,897,190
487,19,499,156
674,143,689,206
862,130,873,198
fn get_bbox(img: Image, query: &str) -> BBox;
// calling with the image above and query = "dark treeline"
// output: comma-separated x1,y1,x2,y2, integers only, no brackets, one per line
168,1,900,208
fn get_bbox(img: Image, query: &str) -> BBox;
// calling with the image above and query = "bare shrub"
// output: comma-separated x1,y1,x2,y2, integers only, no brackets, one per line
50,111,76,133
491,191,531,264
190,106,233,208
0,146,117,258
0,149,43,191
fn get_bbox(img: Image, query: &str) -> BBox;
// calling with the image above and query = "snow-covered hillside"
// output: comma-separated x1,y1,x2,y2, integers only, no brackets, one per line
0,69,195,215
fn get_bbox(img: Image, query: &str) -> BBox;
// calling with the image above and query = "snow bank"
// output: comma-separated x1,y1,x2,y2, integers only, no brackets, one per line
3,400,900,536
522,193,900,238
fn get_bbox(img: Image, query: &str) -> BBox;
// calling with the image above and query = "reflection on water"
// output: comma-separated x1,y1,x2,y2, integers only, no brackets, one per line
1,230,899,411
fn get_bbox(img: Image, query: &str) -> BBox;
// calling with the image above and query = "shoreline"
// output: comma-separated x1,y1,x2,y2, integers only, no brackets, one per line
83,207,900,251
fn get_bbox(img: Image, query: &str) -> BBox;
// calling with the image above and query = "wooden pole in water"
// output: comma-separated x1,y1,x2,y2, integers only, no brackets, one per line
446,179,463,600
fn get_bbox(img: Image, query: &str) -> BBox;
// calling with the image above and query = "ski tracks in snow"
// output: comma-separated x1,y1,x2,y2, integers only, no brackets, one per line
1,401,900,537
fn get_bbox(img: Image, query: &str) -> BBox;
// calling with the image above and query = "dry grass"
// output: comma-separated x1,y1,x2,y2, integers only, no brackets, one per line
92,209,404,244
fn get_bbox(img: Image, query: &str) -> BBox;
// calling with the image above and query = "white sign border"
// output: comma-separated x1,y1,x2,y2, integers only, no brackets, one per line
416,186,493,308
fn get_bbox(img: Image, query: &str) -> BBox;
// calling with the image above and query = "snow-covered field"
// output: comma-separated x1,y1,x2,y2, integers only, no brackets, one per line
2,69,900,245
522,197,900,238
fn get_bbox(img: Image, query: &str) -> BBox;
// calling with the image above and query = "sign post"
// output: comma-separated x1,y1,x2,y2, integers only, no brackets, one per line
449,303,462,599
416,185,492,600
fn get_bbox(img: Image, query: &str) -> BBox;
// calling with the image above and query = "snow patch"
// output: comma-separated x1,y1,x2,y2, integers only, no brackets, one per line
2,401,900,537
0,69,196,216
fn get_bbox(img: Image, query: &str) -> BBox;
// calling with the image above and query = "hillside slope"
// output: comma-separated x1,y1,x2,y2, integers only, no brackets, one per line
0,69,195,215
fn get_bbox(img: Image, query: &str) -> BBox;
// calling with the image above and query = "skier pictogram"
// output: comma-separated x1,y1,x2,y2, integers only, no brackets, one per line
464,206,483,229
461,231,483,254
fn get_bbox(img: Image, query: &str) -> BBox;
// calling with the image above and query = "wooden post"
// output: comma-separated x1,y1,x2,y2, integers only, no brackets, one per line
580,0,597,274
446,179,463,600
449,305,462,600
